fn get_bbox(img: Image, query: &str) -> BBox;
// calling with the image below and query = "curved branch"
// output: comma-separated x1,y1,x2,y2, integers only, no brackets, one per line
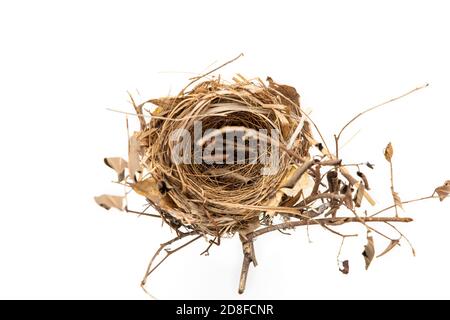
336,83,428,141
141,231,201,287
247,216,413,240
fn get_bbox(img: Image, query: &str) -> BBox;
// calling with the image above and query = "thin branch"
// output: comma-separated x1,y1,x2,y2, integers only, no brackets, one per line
283,160,316,188
336,237,346,265
200,235,221,256
180,53,244,95
389,160,399,217
347,207,395,241
126,208,161,218
106,107,152,118
320,159,343,166
247,216,413,240
238,236,257,294
296,193,345,208
319,223,358,238
311,165,322,196
128,91,146,131
364,224,396,242
141,231,201,287
336,83,429,141
369,195,437,217
339,128,362,151
277,229,292,236
385,222,416,256
334,134,339,160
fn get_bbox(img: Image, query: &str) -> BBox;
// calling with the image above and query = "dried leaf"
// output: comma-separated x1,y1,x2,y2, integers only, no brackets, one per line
273,109,291,140
377,239,400,258
266,76,300,106
133,178,188,222
435,180,450,201
280,171,310,198
94,194,124,211
279,161,313,198
366,162,375,169
104,157,128,182
326,171,339,193
356,171,370,190
362,233,375,270
343,185,354,209
363,189,376,206
264,191,284,217
354,182,365,207
133,178,164,204
392,191,404,210
384,142,394,162
128,133,142,180
339,260,350,275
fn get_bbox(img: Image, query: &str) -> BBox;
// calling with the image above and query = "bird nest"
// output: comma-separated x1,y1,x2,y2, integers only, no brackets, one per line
134,76,312,237
96,57,447,295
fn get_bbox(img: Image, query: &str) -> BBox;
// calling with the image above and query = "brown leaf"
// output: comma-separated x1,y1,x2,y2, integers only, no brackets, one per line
264,190,284,218
104,157,128,182
273,109,291,140
392,191,404,210
132,178,164,204
326,171,339,193
266,76,300,106
343,185,354,210
280,170,310,198
377,239,400,258
362,233,375,270
339,260,350,275
94,194,124,211
357,171,370,190
384,142,394,162
353,182,365,208
435,180,450,201
132,178,188,222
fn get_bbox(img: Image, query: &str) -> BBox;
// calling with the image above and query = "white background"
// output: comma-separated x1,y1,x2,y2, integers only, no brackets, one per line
0,0,449,299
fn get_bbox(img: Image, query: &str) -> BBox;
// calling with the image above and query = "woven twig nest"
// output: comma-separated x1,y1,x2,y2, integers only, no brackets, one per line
135,76,312,237
96,60,445,294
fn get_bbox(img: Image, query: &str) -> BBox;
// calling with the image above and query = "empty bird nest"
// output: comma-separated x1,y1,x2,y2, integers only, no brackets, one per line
95,56,448,295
